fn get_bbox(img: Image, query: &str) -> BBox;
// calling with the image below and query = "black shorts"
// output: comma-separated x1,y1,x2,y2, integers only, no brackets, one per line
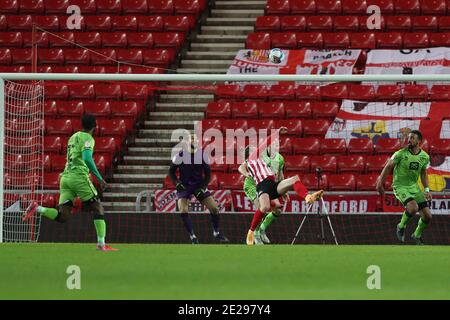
404,198,430,211
256,178,280,200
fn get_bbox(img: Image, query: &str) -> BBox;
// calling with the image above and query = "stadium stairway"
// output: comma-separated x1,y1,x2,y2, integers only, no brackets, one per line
103,0,265,212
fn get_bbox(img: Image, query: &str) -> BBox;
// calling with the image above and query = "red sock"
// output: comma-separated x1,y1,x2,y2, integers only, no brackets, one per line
294,180,308,199
250,209,265,231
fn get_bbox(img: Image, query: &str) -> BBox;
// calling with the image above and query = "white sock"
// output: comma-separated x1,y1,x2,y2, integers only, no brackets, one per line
190,234,197,240
213,231,220,237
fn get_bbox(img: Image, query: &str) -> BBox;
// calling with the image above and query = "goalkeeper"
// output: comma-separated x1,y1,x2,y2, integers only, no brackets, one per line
168,134,229,244
242,138,286,245
23,114,117,251
376,130,432,245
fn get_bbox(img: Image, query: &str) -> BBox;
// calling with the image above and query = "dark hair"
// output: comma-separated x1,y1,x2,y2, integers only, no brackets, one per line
244,146,251,160
82,114,97,131
410,130,423,141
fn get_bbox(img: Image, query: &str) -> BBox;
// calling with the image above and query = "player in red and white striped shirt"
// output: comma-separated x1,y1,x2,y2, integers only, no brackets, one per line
239,127,324,245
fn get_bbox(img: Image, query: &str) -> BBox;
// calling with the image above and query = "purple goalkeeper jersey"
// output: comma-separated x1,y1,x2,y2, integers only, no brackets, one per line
171,149,210,187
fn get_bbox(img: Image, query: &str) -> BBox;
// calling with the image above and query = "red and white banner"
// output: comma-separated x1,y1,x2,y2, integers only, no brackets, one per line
227,49,361,83
154,189,230,213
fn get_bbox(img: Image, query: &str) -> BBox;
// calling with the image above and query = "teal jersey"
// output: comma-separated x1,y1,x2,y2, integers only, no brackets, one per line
62,131,95,177
391,147,429,189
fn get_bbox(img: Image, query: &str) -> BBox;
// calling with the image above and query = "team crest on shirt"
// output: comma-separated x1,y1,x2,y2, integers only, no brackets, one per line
84,141,92,148
409,162,419,170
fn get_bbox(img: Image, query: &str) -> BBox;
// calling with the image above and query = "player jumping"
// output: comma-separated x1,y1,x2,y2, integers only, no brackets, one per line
22,114,118,251
241,136,286,245
239,128,324,245
168,134,229,244
376,130,432,245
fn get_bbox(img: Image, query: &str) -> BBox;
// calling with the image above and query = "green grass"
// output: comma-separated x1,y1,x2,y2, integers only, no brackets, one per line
1,243,450,300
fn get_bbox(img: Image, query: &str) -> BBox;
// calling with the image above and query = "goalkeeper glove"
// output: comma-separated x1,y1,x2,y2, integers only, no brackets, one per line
176,182,186,192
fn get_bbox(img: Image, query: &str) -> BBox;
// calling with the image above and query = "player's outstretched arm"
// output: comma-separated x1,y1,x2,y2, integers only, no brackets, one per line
238,162,250,177
82,149,107,190
376,159,395,195
168,162,185,191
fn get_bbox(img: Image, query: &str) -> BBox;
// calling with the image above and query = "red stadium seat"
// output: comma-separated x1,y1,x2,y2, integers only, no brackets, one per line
90,48,118,65
44,136,63,153
296,85,320,100
121,83,148,100
429,33,450,47
43,154,52,172
33,15,59,31
0,65,26,72
69,83,95,99
265,0,290,15
10,49,32,64
6,15,32,30
296,32,323,48
22,32,49,47
62,48,89,65
85,15,111,31
0,15,6,31
44,100,58,117
338,155,365,173
246,32,271,49
92,154,107,175
84,101,111,118
271,32,297,49
49,31,75,47
412,16,438,31
285,155,311,172
348,84,376,101
0,49,11,65
247,119,275,132
241,84,269,100
45,83,69,99
376,84,402,101
320,138,347,155
290,0,316,14
430,85,450,101
350,32,376,49
386,16,412,31
295,173,328,190
111,101,140,119
116,48,143,64
201,119,223,133
376,32,403,48
334,16,359,31
274,119,303,135
153,32,184,49
320,84,348,100
421,0,446,15
208,173,220,190
268,83,295,101
292,137,320,155
394,0,420,14
316,0,342,14
122,0,148,14
342,0,367,14
46,119,73,135
307,16,333,31
0,32,22,47
232,101,258,118
215,84,241,100
374,138,403,154
95,137,119,155
220,173,244,190
311,155,338,173
38,48,64,64
279,137,292,154
328,174,356,191
19,0,45,13
209,155,227,172
96,0,122,14
137,16,163,31
348,138,373,154
438,16,450,30
256,16,281,31
258,102,286,119
0,0,19,13
174,0,201,16
222,119,248,132
280,15,306,31
111,16,138,31
370,0,394,14
285,101,311,118
98,119,128,137
77,66,105,73
356,174,379,191
58,100,84,118
402,85,429,101
147,0,174,14
164,16,193,32
44,172,61,189
311,102,339,118
142,48,174,66
430,139,450,155
102,32,127,47
365,155,389,172
50,154,67,172
75,32,101,47
206,102,231,119
403,32,429,48
95,83,122,99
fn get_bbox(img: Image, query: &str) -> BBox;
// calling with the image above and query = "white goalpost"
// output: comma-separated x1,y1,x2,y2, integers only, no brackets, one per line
0,73,449,243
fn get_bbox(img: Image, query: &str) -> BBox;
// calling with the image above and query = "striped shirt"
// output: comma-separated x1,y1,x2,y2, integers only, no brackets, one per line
246,158,275,185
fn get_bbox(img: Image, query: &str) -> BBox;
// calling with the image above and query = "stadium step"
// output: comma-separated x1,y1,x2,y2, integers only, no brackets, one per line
134,138,178,147
205,17,256,26
113,174,167,183
108,183,163,192
185,51,238,60
155,103,207,112
181,59,234,68
210,9,264,18
195,34,247,43
138,129,180,139
102,192,141,203
123,155,172,165
201,26,254,35
116,165,170,174
127,147,175,156
159,94,214,103
148,111,204,120
214,1,266,9
190,43,244,52
143,120,197,129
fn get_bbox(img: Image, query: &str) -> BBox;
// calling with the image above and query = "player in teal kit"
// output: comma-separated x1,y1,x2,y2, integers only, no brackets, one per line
376,130,432,245
23,114,118,251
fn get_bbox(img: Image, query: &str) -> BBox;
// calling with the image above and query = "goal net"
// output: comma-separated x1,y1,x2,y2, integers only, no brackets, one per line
1,80,44,242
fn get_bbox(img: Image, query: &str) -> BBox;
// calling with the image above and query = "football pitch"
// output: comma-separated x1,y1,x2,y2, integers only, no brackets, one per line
1,243,450,300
